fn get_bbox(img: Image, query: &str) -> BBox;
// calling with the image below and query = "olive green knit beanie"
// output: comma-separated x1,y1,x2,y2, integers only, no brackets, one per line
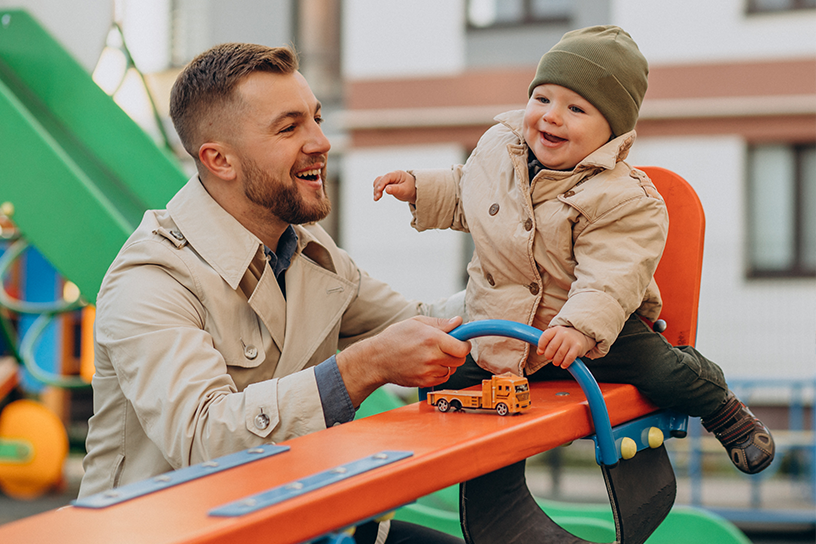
528,25,649,137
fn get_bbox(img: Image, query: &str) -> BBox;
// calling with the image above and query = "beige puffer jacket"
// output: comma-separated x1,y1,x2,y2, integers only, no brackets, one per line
411,110,668,376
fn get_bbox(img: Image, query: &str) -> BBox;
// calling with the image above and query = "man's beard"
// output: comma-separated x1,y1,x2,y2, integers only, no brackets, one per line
241,156,332,225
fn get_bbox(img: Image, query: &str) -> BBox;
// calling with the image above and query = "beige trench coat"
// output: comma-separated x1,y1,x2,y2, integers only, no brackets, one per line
411,110,668,376
79,177,424,497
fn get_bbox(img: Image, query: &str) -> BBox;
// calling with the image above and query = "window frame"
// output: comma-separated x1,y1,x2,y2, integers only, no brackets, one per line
746,0,816,15
746,142,816,279
465,0,570,30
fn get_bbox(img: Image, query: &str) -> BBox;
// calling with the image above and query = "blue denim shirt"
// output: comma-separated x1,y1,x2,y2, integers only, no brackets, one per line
266,226,355,427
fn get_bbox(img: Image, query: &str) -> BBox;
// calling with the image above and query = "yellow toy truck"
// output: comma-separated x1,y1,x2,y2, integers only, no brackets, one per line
427,373,531,416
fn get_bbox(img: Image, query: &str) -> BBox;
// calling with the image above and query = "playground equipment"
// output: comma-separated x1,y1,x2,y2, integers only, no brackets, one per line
0,9,767,540
0,9,186,303
0,168,751,543
0,8,186,499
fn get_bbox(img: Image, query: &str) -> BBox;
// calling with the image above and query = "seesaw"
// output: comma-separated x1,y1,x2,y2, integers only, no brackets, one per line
0,320,687,544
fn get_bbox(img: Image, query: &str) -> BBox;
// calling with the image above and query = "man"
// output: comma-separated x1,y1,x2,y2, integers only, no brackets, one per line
79,43,468,543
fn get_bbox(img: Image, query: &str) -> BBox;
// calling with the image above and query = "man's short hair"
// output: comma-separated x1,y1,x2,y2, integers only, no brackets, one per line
170,43,299,159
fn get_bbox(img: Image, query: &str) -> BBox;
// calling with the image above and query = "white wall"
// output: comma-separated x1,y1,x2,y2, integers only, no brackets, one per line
629,136,816,380
613,0,816,65
340,145,470,304
0,0,112,71
342,0,466,79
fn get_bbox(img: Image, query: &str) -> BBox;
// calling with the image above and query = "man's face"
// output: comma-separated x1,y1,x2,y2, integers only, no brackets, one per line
523,84,612,171
232,71,332,224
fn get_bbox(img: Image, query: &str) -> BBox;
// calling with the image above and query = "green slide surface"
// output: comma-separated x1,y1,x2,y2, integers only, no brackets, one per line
0,9,186,303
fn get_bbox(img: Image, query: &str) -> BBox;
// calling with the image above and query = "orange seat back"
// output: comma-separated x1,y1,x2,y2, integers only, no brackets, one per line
639,166,706,348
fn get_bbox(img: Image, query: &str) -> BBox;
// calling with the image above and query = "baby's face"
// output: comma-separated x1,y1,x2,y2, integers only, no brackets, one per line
523,84,612,171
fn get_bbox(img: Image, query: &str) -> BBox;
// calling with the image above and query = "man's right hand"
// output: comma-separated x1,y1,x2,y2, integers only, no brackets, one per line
336,316,471,408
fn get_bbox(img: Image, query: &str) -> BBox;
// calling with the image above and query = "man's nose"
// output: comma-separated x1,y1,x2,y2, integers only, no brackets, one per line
304,122,331,155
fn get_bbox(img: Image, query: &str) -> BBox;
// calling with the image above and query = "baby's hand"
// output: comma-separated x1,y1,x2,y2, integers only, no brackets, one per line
373,170,417,204
536,326,596,369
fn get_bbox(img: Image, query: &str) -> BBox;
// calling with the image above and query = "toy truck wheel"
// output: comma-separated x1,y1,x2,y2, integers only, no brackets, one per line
451,400,463,411
436,399,450,412
495,403,509,416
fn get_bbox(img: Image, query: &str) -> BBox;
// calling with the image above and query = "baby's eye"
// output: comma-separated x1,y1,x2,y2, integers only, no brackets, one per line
537,96,550,104
569,105,586,114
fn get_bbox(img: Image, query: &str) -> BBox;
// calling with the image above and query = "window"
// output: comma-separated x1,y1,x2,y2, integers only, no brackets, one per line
747,143,816,278
747,0,816,13
467,0,571,28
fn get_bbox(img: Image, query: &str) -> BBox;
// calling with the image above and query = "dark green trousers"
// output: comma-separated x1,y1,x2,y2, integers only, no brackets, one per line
442,314,728,419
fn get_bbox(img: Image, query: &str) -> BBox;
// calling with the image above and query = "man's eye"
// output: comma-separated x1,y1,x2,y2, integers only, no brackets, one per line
280,125,295,133
315,116,324,125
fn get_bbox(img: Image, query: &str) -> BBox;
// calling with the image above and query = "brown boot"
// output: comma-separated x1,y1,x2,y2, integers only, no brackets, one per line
702,391,775,474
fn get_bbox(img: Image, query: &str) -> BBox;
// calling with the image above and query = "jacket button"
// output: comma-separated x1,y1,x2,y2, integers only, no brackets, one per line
486,273,495,286
244,344,258,360
528,282,540,295
488,203,500,216
524,218,533,231
563,190,575,198
170,229,184,240
254,411,270,430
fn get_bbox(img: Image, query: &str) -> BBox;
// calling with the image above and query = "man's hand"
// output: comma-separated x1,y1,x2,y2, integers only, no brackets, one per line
536,326,596,369
373,170,417,204
336,316,470,407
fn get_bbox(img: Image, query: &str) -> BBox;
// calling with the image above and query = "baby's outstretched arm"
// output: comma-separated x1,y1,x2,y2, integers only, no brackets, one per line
373,170,417,204
537,326,597,368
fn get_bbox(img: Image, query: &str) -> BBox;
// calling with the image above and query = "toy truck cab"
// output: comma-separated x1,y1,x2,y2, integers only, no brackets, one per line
427,373,531,416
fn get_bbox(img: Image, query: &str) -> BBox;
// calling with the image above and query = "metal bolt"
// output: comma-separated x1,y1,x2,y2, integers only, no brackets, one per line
373,453,388,460
1,14,11,27
286,482,304,490
247,447,266,454
556,392,570,397
202,461,219,468
153,475,171,482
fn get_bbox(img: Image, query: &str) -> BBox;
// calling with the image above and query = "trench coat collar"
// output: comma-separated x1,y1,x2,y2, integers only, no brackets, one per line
167,177,264,291
166,176,338,293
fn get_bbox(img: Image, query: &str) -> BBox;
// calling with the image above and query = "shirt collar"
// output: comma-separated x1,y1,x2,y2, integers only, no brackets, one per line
264,225,299,279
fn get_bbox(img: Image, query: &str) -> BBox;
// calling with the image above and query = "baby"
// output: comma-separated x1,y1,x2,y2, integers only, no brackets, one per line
374,25,773,475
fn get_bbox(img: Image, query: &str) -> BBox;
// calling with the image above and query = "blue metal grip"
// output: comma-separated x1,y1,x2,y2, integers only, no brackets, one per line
449,320,619,466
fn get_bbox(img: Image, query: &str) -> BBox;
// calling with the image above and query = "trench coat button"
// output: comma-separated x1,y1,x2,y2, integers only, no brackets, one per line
486,273,495,287
488,203,500,216
244,344,258,360
563,190,575,198
170,229,184,240
524,218,533,231
254,411,270,430
528,282,540,295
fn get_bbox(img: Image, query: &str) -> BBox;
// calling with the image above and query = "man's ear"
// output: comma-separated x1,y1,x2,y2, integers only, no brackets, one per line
199,142,238,181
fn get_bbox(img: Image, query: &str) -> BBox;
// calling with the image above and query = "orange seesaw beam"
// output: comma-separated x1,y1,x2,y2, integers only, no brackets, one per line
0,381,656,544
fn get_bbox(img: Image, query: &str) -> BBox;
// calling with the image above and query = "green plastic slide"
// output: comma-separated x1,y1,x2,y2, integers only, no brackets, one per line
0,9,186,303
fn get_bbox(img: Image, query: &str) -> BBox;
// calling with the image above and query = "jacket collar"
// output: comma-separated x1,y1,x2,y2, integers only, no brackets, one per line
166,176,335,290
495,109,637,174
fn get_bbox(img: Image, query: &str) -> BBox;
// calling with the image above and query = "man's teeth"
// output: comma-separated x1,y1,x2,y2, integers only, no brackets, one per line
297,169,321,180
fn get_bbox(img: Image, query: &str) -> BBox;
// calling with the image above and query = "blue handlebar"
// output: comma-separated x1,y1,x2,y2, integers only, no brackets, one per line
449,320,619,466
